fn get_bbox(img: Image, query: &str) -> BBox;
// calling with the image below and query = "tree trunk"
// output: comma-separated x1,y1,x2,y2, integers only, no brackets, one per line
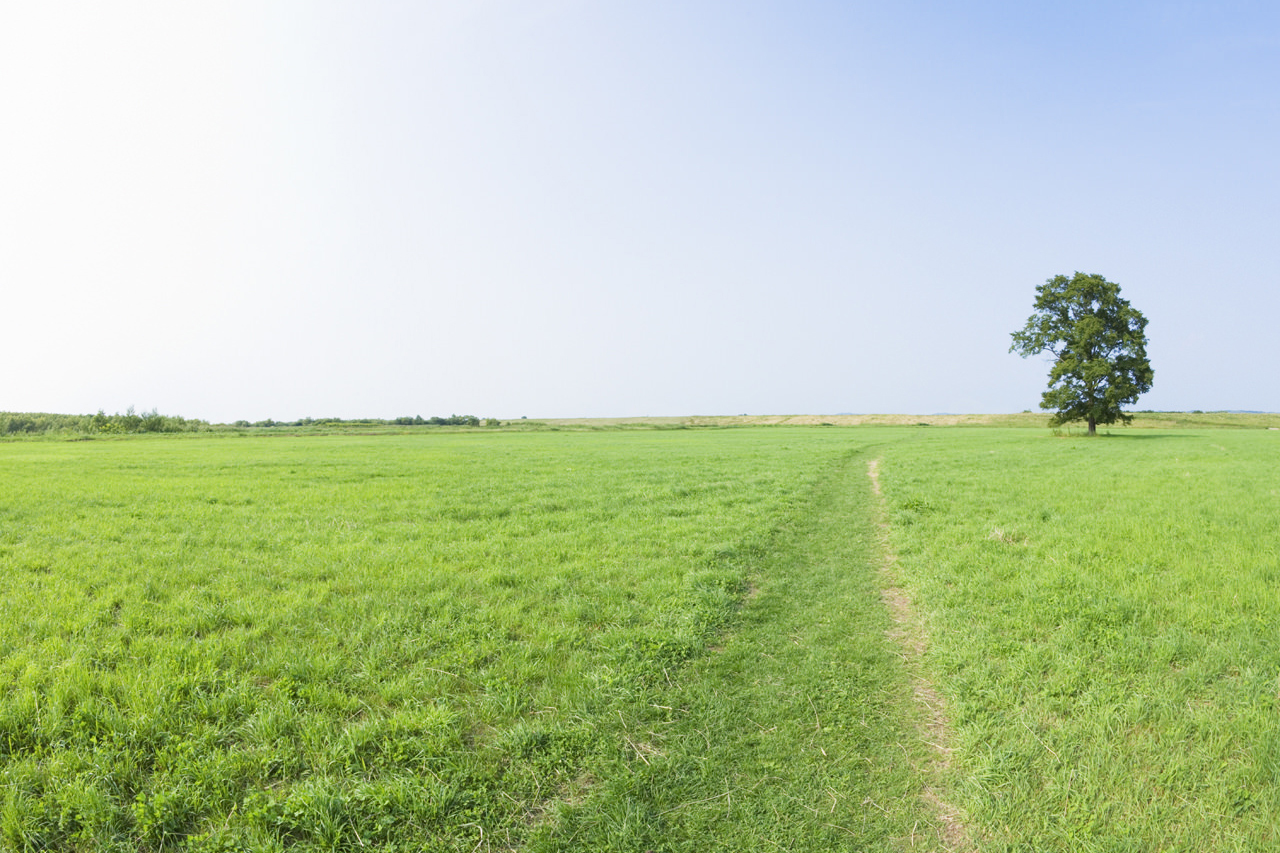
1087,416,1097,436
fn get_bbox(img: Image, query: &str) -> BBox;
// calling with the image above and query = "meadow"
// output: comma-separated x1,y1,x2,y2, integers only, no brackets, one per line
2,424,1278,851
0,429,935,851
877,427,1280,851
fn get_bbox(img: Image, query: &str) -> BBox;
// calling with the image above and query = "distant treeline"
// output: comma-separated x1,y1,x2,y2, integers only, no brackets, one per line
2,410,500,436
1,408,209,436
232,415,497,428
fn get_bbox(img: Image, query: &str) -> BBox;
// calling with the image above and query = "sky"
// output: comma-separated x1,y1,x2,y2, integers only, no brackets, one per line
2,1,1277,423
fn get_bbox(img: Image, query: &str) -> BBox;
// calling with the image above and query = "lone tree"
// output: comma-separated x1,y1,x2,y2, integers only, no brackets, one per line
1010,272,1153,436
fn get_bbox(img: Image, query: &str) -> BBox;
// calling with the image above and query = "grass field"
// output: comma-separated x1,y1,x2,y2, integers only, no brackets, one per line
0,429,939,851
877,428,1280,851
2,424,1278,851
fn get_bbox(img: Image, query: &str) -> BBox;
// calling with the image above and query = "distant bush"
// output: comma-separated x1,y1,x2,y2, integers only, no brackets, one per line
427,414,481,426
388,414,483,427
1,414,46,434
235,414,491,430
1,408,210,437
1,410,498,437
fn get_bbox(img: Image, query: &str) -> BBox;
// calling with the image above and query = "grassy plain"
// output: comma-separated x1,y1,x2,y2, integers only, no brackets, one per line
878,428,1280,850
0,429,935,851
3,424,1279,851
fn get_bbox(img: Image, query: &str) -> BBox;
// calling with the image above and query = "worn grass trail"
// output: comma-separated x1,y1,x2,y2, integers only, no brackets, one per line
868,458,968,851
533,446,945,851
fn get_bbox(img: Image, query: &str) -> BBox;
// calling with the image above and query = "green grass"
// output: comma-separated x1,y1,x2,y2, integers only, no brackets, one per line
6,425,1280,851
526,445,938,851
0,429,937,851
878,428,1280,851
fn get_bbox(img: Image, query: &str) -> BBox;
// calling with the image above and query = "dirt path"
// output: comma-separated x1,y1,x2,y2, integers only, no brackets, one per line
868,459,972,852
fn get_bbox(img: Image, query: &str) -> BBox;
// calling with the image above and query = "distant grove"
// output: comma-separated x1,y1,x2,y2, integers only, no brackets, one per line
0,409,496,436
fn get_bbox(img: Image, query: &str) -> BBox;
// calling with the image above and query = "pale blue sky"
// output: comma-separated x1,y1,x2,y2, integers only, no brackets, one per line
2,1,1277,422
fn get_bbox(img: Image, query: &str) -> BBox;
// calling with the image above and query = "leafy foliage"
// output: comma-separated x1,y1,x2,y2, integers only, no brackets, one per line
0,411,498,437
1,408,208,436
392,414,482,426
1010,272,1153,434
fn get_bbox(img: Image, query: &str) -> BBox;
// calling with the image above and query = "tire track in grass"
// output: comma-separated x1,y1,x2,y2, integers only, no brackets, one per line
868,458,971,852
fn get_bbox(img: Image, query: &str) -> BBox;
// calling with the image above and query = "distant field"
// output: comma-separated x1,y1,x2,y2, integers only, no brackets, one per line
537,411,1280,429
6,410,1277,438
3,426,1278,851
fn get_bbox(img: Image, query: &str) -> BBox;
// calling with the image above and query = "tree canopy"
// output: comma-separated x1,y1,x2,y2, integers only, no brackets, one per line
1010,272,1153,435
